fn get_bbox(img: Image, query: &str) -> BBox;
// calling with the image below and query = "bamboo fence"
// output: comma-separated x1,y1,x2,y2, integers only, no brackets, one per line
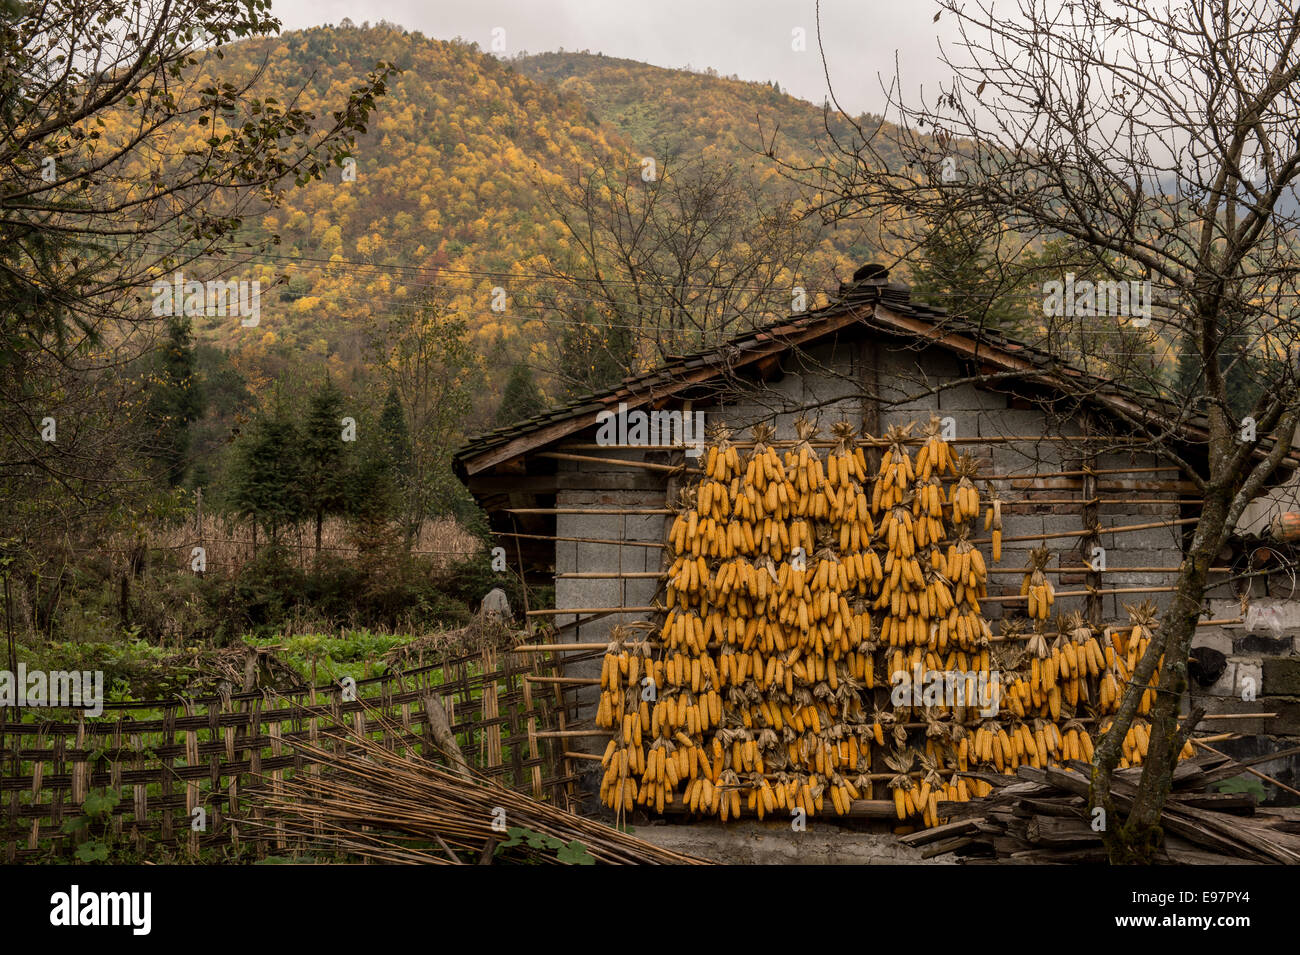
0,643,572,862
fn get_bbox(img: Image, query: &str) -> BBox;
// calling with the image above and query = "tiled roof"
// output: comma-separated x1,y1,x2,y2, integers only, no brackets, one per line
453,273,1215,478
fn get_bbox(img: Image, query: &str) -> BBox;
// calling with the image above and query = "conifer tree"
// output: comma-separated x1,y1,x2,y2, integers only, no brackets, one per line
495,362,545,425
228,400,305,545
300,378,351,557
143,316,204,486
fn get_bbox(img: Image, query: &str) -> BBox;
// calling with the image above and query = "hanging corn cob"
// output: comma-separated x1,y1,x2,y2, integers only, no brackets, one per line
785,416,827,518
885,748,918,820
1021,545,1055,620
872,422,916,514
948,452,982,525
983,483,1003,562
916,414,956,481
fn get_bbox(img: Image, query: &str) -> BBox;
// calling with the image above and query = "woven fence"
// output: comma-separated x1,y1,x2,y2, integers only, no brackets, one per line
0,643,573,862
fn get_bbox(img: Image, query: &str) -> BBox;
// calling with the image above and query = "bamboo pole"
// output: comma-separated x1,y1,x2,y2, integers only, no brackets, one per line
1191,739,1300,798
561,435,1162,449
982,585,1177,603
501,516,1194,553
972,516,1196,546
507,507,671,515
525,676,600,685
496,531,665,549
526,606,655,617
1193,713,1278,720
548,566,1226,579
537,451,688,474
529,580,1191,616
1002,498,1196,506
540,712,1273,742
511,616,1242,654
513,644,617,653
987,566,1231,574
505,499,1193,516
555,571,663,579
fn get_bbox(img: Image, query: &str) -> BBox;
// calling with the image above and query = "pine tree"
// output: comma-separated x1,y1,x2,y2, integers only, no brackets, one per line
378,385,412,479
143,316,204,486
495,362,545,425
300,378,351,557
909,217,1022,331
346,386,407,527
228,401,305,544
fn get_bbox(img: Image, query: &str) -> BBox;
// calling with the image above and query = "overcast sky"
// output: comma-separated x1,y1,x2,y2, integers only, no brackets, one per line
270,0,956,116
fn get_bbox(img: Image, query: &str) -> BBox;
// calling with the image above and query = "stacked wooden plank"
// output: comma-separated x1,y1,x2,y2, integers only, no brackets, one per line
902,752,1300,863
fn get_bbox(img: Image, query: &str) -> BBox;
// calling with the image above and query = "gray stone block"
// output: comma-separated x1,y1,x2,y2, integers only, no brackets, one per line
1192,629,1233,656
1235,632,1294,655
1042,513,1087,536
1246,600,1300,631
1263,657,1300,696
977,408,1047,439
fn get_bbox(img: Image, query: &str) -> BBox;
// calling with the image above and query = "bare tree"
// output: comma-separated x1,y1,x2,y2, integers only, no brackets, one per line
778,0,1300,860
378,299,483,547
538,153,829,391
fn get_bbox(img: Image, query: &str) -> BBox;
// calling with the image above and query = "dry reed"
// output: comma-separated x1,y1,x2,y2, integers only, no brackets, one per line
241,704,709,865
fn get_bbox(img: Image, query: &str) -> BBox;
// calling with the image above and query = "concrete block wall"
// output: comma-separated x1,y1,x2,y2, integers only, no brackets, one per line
554,449,672,746
1190,598,1300,799
555,334,1187,750
704,337,1183,619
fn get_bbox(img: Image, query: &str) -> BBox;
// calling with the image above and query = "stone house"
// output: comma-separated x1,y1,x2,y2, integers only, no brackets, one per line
454,267,1300,796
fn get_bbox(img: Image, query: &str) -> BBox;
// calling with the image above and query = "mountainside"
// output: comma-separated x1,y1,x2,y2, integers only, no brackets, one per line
513,51,881,173
161,25,627,385
164,26,906,412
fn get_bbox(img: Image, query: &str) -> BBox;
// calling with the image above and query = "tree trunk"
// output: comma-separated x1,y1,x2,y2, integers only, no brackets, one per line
1120,489,1230,852
1090,486,1230,862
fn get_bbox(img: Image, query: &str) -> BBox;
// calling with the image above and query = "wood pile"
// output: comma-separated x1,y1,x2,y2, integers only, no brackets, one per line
901,751,1300,863
243,718,710,865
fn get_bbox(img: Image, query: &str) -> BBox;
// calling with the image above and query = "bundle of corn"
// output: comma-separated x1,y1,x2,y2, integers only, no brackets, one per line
885,747,918,820
948,452,982,525
1024,623,1063,719
875,424,925,649
1021,545,1055,620
912,415,953,548
828,421,876,568
1111,601,1160,714
1055,610,1104,709
944,529,991,650
785,416,828,518
740,423,794,557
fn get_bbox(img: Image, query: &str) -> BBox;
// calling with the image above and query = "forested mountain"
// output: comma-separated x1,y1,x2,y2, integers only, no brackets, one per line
513,50,882,181
166,24,625,393
162,25,891,413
